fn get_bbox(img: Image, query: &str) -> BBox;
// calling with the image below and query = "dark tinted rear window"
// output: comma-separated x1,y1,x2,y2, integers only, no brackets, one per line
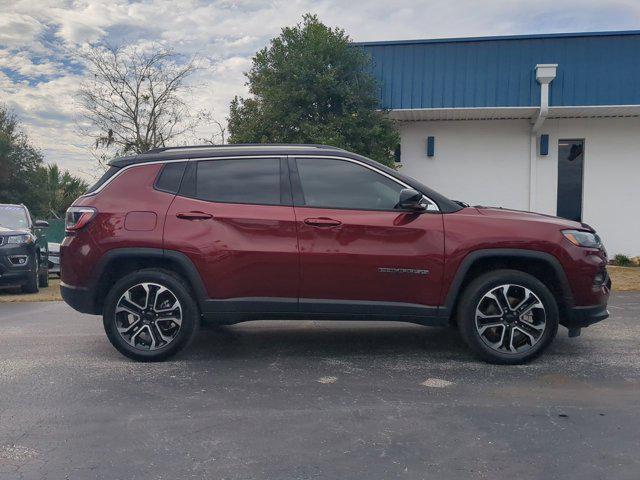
86,166,120,194
155,162,187,193
195,158,281,205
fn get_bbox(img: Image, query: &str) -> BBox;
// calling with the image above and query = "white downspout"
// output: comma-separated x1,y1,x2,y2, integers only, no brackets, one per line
529,64,557,211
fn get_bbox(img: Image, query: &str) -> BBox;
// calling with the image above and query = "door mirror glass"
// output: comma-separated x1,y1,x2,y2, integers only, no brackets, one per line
34,220,49,228
398,188,427,211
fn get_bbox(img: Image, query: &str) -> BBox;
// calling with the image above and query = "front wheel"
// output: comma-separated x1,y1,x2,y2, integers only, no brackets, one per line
21,255,39,294
103,269,200,362
38,262,49,288
456,269,559,364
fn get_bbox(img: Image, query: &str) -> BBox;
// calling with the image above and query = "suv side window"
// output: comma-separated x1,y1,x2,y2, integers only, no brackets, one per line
194,158,285,205
155,162,187,193
295,158,405,210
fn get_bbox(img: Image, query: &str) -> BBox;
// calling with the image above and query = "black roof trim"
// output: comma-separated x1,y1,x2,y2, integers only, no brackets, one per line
108,144,348,168
146,143,345,154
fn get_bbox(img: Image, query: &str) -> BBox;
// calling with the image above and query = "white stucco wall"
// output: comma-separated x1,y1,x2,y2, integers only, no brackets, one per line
399,117,640,255
399,120,533,211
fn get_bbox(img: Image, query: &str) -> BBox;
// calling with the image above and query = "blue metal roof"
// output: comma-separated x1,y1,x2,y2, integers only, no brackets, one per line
357,31,640,110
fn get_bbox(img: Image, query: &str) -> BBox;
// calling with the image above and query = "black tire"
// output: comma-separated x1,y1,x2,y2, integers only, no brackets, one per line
21,255,39,294
456,269,559,365
103,268,200,362
39,262,49,288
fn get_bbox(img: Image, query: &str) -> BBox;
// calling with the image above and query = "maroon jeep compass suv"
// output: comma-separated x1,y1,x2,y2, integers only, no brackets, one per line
60,145,610,364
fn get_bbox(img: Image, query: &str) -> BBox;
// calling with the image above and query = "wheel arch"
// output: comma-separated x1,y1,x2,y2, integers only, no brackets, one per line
443,249,573,321
91,248,207,315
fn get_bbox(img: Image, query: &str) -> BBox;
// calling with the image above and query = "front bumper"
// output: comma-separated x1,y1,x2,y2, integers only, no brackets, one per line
0,244,35,287
0,269,34,286
563,303,610,329
561,275,610,330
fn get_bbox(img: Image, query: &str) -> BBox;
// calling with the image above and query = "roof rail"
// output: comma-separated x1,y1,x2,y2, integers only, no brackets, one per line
146,145,219,154
144,144,345,154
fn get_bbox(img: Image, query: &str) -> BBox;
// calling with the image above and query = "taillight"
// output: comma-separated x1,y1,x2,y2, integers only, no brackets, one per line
65,207,97,232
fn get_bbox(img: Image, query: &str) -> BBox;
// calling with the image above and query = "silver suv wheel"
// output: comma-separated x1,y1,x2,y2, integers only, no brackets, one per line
115,282,183,351
475,284,547,354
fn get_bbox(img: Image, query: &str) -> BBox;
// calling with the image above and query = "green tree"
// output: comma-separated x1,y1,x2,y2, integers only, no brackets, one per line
0,106,88,219
38,164,89,218
0,106,44,211
227,14,399,166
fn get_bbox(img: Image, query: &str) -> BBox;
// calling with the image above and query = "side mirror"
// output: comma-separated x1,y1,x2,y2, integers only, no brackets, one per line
398,188,427,211
34,220,49,228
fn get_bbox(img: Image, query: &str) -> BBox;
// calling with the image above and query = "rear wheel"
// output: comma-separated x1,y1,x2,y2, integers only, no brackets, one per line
103,269,200,362
456,269,559,364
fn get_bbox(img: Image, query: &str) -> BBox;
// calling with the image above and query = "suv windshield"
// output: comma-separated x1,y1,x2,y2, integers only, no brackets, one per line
0,205,29,230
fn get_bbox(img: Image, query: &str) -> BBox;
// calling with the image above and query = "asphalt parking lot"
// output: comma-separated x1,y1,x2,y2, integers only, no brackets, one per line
1,293,639,480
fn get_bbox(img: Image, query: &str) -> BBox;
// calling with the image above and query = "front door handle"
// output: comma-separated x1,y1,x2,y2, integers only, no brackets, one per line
304,217,342,227
176,211,213,220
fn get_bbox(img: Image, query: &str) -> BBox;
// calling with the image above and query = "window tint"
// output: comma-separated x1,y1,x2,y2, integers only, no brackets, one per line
196,158,281,205
155,162,186,193
296,158,404,210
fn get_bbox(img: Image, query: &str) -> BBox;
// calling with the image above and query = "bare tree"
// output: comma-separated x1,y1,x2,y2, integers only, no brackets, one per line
198,113,227,145
77,43,206,157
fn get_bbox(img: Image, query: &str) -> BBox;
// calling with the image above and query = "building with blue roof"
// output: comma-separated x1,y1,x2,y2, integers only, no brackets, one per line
359,30,640,255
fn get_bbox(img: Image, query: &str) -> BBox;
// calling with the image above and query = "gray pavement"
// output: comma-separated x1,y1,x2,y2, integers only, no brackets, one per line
0,293,639,480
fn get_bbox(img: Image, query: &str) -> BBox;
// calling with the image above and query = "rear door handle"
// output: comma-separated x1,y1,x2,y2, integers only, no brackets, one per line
304,217,342,227
176,211,213,220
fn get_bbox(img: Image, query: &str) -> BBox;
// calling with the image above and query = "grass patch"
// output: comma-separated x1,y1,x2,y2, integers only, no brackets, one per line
608,266,640,292
0,277,62,303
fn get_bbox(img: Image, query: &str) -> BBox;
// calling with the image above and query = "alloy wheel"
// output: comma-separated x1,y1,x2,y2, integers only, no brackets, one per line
115,282,183,351
475,284,547,354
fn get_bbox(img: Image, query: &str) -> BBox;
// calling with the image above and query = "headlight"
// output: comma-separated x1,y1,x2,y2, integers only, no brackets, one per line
7,234,34,244
562,230,602,248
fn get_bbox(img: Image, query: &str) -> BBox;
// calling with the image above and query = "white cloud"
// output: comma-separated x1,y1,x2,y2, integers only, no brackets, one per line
0,13,43,47
0,50,59,77
213,56,252,75
1,0,639,177
2,71,89,172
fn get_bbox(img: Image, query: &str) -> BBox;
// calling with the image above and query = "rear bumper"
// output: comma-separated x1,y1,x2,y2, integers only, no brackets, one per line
60,282,98,314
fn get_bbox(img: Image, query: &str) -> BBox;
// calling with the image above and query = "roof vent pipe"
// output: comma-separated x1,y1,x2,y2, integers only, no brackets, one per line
532,64,557,132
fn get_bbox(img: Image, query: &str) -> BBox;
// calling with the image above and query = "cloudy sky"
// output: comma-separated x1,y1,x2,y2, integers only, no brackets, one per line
2,0,640,178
